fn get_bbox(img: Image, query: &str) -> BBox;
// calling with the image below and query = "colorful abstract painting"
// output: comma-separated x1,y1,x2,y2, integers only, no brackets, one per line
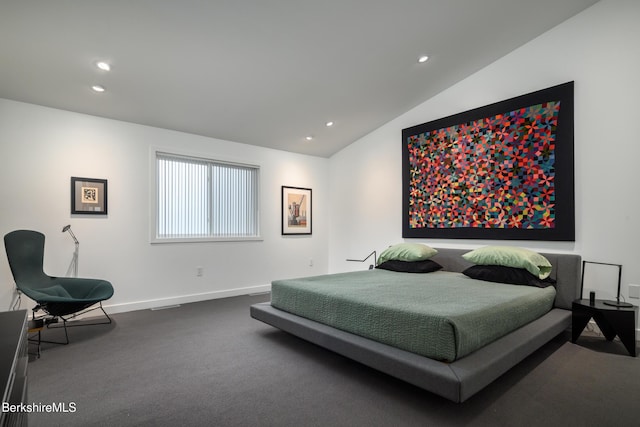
402,82,574,241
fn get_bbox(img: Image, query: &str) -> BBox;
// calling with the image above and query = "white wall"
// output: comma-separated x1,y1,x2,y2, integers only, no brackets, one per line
329,0,640,319
0,99,329,312
2,0,638,323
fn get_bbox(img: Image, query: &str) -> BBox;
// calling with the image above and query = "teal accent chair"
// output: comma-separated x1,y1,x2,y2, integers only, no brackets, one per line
4,230,114,344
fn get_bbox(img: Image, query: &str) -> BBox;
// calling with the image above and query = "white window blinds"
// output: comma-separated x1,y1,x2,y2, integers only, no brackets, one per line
155,152,260,240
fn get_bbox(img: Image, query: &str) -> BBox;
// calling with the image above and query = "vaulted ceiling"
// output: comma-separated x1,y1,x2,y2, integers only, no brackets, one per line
0,1,598,157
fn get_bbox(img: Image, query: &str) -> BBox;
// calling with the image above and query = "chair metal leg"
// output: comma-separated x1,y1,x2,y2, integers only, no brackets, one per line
56,302,112,328
40,316,70,345
27,318,44,357
38,302,112,346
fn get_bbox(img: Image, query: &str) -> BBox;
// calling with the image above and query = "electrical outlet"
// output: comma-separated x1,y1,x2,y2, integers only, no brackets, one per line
196,267,204,277
629,284,640,299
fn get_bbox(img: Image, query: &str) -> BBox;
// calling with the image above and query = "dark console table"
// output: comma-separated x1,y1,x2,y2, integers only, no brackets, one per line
0,310,28,426
572,299,638,357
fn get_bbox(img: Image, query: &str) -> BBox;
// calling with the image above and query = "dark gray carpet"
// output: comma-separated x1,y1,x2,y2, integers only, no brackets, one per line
27,294,639,426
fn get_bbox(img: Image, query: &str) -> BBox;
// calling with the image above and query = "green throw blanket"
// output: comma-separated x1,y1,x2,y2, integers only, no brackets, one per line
271,270,556,362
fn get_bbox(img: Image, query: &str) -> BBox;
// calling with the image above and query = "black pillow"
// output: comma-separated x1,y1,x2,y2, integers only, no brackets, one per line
376,259,443,273
462,265,556,288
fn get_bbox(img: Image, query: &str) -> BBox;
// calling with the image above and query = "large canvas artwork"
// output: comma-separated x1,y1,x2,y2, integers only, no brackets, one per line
402,82,574,241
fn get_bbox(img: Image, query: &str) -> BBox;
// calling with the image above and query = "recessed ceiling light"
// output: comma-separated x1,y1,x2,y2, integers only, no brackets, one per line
305,136,313,141
96,61,111,71
91,85,105,93
417,55,429,63
325,121,334,127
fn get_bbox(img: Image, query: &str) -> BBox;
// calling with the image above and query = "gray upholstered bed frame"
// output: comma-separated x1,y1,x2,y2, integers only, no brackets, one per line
250,248,581,402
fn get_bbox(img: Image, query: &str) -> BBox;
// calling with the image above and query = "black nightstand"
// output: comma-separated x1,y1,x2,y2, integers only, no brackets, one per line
572,299,638,357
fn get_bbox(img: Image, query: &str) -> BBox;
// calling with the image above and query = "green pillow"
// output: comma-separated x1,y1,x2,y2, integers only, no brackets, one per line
377,243,438,265
462,246,552,279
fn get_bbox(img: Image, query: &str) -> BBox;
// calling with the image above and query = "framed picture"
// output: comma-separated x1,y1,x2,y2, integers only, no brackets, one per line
71,177,108,215
402,81,574,241
282,186,312,235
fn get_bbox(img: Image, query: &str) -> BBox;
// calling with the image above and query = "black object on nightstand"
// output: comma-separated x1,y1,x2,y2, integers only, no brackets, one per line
572,299,638,357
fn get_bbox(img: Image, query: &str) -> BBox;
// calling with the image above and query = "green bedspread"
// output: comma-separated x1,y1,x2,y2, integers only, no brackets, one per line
271,270,556,362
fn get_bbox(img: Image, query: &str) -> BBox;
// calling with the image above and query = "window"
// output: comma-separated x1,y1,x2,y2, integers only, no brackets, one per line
153,151,260,242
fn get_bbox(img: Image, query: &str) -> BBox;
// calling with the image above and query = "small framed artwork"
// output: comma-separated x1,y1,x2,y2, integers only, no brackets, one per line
282,186,312,235
71,177,108,215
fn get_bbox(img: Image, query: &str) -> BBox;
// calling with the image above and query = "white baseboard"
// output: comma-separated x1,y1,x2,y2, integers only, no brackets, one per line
102,283,272,315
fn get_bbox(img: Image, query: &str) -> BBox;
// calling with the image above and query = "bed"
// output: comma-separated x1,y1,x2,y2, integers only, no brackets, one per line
250,248,581,402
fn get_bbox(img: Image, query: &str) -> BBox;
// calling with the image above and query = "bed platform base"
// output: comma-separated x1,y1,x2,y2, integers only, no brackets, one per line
251,303,571,403
252,249,580,402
